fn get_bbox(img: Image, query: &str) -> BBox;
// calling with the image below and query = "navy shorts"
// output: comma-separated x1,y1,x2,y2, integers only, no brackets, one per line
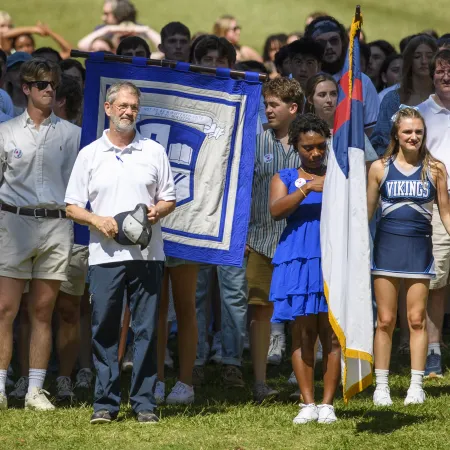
372,230,435,279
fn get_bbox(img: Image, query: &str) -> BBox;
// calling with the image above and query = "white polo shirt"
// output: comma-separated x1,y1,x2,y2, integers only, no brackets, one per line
65,129,176,266
0,110,80,208
418,95,450,190
333,70,379,130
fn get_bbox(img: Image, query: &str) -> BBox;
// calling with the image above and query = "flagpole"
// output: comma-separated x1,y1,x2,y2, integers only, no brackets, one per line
70,50,268,82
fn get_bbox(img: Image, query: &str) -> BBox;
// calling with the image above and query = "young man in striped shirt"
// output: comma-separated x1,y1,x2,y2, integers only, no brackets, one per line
246,78,304,402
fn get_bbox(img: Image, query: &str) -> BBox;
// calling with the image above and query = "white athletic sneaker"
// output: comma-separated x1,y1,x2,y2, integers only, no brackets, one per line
122,345,133,372
0,391,7,410
75,368,94,390
373,385,393,406
166,381,194,405
209,332,222,364
287,371,297,386
56,376,74,402
9,376,29,400
25,388,55,411
154,381,165,405
267,334,285,365
318,404,337,423
293,403,319,424
164,348,174,369
404,387,426,405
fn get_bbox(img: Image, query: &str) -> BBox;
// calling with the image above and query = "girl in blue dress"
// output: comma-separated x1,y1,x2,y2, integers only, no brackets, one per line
269,114,340,425
367,107,450,407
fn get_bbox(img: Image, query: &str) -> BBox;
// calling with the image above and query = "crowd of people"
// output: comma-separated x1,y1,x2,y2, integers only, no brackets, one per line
0,0,450,426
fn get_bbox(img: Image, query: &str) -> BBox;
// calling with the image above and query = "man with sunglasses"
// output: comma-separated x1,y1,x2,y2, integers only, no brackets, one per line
0,58,80,411
304,15,379,135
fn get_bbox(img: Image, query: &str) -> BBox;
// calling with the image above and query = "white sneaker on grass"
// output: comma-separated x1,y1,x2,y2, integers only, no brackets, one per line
166,381,194,405
293,403,319,424
318,404,337,423
25,387,55,411
154,381,165,405
9,376,29,400
404,387,426,405
373,385,393,406
0,391,7,410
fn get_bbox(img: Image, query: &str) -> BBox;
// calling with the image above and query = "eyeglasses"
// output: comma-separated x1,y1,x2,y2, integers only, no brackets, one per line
316,36,341,47
229,26,241,32
435,69,450,78
113,103,139,113
26,80,58,91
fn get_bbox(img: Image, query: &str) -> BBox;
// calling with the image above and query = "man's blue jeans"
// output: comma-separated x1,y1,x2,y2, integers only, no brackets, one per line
89,260,163,415
195,262,248,367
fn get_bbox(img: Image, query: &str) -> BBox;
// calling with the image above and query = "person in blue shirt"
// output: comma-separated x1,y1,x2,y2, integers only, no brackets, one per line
269,114,340,425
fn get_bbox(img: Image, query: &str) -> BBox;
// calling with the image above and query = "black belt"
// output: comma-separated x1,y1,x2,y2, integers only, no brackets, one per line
0,204,67,218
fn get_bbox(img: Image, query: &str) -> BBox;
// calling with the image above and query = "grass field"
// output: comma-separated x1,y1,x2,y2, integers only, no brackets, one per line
5,0,450,56
2,335,450,450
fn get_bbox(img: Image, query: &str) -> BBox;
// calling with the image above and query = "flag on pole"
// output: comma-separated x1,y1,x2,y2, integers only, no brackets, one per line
320,8,374,402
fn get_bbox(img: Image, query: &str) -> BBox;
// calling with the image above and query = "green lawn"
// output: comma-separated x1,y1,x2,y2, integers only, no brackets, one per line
2,337,450,450
5,0,450,55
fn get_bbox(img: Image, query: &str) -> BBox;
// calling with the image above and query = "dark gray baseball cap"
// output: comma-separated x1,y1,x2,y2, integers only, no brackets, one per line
114,204,152,250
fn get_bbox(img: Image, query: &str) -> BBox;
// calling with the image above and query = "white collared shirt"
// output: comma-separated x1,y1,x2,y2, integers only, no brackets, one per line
418,95,450,189
0,110,81,208
65,129,176,265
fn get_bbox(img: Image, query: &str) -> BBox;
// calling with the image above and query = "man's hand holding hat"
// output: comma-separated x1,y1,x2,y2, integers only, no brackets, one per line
147,206,160,225
92,215,119,238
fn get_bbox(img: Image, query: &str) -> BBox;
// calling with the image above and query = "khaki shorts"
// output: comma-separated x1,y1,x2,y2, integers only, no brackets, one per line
60,244,89,296
430,204,450,290
246,248,274,306
0,211,73,281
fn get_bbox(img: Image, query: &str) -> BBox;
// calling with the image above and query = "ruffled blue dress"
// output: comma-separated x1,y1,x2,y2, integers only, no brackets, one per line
270,168,327,323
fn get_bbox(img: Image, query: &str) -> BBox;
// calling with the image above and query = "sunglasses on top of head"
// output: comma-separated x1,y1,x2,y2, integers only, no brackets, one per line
26,80,58,91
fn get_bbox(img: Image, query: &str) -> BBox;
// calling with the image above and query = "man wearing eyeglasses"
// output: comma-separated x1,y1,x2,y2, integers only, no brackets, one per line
0,58,80,411
65,81,176,424
417,49,450,380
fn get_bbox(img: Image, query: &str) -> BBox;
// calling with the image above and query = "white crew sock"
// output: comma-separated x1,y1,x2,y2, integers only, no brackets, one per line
410,369,424,390
28,369,47,392
375,369,389,388
0,369,7,393
427,343,441,356
271,323,285,335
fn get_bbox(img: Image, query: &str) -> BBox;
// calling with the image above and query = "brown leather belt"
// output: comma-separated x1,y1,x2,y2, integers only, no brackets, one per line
0,203,67,218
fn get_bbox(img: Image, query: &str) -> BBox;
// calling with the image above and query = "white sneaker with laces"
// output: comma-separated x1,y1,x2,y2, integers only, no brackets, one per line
318,404,337,423
267,334,285,366
287,371,297,386
25,387,55,411
166,381,194,405
56,376,74,401
0,391,7,410
293,403,319,424
404,387,426,405
373,385,393,406
75,368,94,390
9,376,29,400
154,380,165,405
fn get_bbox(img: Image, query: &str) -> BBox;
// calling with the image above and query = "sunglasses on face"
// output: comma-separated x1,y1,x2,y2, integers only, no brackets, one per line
26,80,58,91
